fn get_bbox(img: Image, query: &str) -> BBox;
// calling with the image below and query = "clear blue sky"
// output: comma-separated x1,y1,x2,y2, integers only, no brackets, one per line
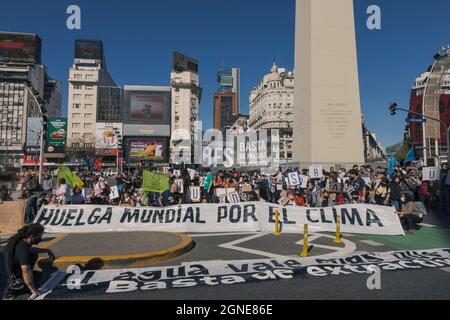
1,0,449,148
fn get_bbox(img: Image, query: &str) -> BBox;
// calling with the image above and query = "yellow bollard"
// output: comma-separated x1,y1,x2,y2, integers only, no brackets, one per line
300,224,309,257
274,208,281,236
334,213,342,244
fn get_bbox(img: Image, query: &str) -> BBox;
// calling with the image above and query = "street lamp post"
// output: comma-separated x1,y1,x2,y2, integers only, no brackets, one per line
389,102,450,167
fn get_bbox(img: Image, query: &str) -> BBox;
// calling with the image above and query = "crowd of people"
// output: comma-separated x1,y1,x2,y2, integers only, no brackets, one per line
2,162,449,232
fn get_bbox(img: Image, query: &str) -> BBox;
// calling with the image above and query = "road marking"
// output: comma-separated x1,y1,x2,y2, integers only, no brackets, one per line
418,223,437,228
360,240,384,247
441,267,450,273
188,232,257,238
219,233,289,259
218,232,358,260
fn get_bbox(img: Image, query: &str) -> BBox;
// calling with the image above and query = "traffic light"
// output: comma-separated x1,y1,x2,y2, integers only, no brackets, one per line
389,102,398,116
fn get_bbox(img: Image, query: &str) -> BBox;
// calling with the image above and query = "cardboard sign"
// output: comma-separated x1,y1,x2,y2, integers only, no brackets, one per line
286,172,301,186
190,186,201,203
109,186,120,200
175,179,184,194
227,191,241,203
309,165,323,179
422,167,440,181
329,183,342,193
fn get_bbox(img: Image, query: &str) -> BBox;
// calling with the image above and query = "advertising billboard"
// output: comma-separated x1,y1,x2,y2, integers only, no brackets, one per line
0,32,41,64
172,52,199,74
26,118,42,147
48,118,67,147
96,123,122,155
75,39,103,62
125,137,169,162
124,87,171,126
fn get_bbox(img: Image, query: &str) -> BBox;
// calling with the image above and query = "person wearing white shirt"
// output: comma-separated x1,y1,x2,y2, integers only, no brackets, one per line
56,179,71,205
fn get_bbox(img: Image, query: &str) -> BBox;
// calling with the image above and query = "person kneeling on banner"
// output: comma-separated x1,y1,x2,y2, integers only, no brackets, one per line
3,224,55,300
396,194,424,234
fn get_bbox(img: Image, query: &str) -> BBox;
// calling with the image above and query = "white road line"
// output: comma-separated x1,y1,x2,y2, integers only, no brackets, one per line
441,267,450,273
360,240,385,247
188,232,257,238
219,233,289,259
418,223,437,228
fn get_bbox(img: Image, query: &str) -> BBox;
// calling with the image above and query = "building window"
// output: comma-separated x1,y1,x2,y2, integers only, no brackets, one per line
74,74,82,79
174,96,180,104
85,104,93,109
86,74,94,80
73,94,81,99
85,85,94,91
72,133,80,138
84,123,92,129
73,104,81,109
85,94,93,99
72,113,81,119
84,133,92,139
84,113,92,119
72,123,80,129
73,85,82,90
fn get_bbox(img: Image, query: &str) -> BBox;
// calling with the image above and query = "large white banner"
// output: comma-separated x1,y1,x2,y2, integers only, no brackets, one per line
34,203,405,236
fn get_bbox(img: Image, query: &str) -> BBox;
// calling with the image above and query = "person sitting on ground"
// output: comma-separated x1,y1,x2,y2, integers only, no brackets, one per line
396,194,424,233
3,224,55,300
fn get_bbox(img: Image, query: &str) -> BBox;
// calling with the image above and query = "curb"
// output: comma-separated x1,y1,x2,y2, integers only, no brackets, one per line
37,233,195,270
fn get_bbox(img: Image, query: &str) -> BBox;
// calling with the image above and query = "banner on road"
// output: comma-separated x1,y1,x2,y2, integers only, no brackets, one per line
38,248,450,299
34,203,405,236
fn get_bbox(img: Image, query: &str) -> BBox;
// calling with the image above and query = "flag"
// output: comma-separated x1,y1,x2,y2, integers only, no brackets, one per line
388,155,397,177
404,147,416,164
57,165,84,188
94,157,102,171
143,170,169,193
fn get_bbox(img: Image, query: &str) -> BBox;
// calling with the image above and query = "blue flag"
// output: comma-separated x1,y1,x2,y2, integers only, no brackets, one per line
404,147,416,164
388,155,397,177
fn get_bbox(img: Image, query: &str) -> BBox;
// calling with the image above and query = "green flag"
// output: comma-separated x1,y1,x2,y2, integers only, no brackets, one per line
143,170,169,193
57,165,84,188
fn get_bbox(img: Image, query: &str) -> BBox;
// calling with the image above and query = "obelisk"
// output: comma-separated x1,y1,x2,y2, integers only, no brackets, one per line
293,0,365,168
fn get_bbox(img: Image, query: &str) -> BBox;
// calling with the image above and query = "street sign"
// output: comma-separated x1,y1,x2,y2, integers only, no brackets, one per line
405,118,427,123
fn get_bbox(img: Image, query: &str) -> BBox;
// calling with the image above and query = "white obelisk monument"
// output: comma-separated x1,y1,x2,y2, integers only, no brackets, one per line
293,0,365,168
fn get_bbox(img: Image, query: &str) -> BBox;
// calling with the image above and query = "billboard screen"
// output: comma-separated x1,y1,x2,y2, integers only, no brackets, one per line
75,39,103,61
48,118,67,147
0,33,41,64
96,123,122,155
172,52,199,74
124,88,171,125
125,137,169,162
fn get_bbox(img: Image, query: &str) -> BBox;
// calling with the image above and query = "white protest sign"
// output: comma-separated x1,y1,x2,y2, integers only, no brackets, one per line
422,167,440,181
109,186,120,200
35,203,405,236
219,195,227,203
309,165,323,179
286,172,301,186
173,170,181,178
227,191,241,203
189,186,201,203
330,183,342,193
175,179,184,193
188,169,196,180
163,167,170,175
215,188,226,197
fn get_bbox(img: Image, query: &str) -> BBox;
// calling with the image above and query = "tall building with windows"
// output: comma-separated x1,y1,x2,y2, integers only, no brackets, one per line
67,39,117,149
0,32,60,168
407,45,450,162
217,67,240,113
213,92,237,131
248,62,295,162
170,52,201,157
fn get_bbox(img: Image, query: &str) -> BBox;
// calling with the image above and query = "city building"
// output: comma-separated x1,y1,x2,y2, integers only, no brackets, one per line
217,67,240,113
67,39,117,150
407,45,450,164
170,52,201,158
213,92,237,131
122,85,171,167
362,115,385,162
248,62,294,162
0,32,60,168
223,114,249,135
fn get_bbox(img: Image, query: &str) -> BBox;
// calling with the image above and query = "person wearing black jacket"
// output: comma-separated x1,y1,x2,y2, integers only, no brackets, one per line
390,176,402,211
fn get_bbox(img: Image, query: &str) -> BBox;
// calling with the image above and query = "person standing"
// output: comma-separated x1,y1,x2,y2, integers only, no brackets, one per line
56,178,71,205
41,175,53,197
